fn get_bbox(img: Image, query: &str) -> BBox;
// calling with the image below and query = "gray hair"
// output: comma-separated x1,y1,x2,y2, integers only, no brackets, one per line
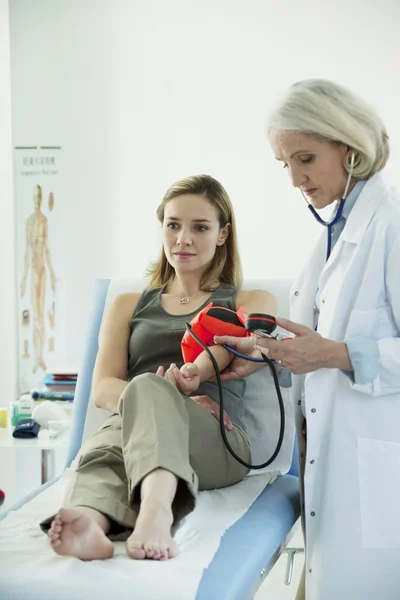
267,79,390,179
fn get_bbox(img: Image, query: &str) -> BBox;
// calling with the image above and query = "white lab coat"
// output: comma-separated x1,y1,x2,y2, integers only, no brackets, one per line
290,172,400,600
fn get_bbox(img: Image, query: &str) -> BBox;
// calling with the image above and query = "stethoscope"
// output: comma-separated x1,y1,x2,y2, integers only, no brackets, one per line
300,151,356,261
184,152,357,470
186,322,286,470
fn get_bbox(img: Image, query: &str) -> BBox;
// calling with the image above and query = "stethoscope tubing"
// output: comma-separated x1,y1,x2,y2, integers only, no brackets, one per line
301,151,356,261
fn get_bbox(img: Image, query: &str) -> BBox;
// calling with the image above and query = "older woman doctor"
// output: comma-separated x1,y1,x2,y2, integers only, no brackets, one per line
215,79,400,600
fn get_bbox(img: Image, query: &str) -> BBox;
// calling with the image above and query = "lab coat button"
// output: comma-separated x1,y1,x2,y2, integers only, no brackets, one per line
321,299,325,304
297,400,301,405
300,452,304,459
310,459,315,464
294,291,299,296
310,511,316,517
309,568,312,573
311,408,316,413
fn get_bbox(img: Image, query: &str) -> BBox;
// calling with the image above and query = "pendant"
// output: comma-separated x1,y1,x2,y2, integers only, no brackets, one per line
179,297,189,304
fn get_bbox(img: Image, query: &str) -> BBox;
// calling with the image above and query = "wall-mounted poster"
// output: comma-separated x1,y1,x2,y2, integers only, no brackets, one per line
14,147,66,394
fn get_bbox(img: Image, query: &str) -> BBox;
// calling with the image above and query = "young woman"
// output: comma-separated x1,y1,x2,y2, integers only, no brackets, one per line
42,174,276,562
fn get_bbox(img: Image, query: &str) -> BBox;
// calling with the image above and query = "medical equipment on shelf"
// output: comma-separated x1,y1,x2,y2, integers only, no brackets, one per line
182,302,287,470
301,150,356,260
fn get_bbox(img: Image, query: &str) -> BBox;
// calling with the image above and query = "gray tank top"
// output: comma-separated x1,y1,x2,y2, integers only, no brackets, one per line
126,283,247,429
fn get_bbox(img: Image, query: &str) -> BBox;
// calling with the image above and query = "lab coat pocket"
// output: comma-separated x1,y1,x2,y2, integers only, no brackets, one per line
357,437,400,548
346,305,395,340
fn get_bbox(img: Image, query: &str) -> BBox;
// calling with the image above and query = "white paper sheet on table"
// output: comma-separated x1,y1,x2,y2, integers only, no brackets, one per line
0,467,277,600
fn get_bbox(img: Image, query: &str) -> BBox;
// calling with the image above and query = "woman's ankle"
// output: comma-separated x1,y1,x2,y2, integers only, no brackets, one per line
75,505,111,533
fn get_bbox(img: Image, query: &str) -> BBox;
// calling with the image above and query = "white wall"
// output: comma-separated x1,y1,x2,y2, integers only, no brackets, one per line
9,0,117,367
0,0,17,401
8,0,400,368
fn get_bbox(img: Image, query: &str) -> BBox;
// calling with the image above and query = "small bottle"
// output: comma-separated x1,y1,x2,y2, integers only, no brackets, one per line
17,394,34,420
9,401,20,427
0,407,7,428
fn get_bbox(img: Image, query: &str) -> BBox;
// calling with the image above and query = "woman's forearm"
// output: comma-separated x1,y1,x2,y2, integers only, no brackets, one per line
194,345,233,382
92,377,128,412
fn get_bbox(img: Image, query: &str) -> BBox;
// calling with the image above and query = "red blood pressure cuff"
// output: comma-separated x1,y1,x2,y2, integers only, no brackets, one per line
181,302,251,363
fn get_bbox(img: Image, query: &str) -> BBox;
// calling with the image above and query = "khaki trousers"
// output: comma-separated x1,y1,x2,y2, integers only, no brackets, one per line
41,373,251,538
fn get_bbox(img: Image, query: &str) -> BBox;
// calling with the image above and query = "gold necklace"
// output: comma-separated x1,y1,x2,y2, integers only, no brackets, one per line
170,286,202,305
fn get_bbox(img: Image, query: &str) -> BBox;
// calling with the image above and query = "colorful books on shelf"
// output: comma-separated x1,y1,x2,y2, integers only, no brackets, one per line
35,368,78,400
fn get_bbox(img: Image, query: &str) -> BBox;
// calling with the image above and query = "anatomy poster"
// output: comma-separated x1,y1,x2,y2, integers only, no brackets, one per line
15,147,66,393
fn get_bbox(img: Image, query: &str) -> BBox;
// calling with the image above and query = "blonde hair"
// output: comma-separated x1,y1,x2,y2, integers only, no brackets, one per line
146,174,242,290
267,79,390,179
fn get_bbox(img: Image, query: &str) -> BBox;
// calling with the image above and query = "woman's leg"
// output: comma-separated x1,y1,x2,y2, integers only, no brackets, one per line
126,468,179,560
46,506,114,560
40,414,137,559
119,374,194,560
119,373,250,560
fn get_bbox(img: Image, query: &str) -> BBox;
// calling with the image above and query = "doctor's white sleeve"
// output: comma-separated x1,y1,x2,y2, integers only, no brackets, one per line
344,235,400,397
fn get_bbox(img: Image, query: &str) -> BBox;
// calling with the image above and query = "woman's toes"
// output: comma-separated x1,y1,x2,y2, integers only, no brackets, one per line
152,545,162,560
158,544,169,560
126,539,146,560
50,537,61,547
144,542,155,558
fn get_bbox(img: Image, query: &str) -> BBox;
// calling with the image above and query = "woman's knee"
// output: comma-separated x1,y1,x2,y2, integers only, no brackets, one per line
122,372,184,405
124,372,154,391
123,372,169,394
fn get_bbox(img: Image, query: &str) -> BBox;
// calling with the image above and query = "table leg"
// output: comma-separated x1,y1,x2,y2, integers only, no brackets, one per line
41,449,55,483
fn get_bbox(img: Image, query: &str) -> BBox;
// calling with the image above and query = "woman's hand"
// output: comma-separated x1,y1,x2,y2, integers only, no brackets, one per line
211,336,265,381
191,395,233,431
156,366,232,429
252,317,352,375
156,362,201,394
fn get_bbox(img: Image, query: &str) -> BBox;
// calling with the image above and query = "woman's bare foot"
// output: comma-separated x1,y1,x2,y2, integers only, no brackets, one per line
126,500,178,560
48,507,114,560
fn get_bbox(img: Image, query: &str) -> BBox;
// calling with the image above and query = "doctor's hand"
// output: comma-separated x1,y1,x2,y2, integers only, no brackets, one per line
253,317,351,375
156,362,201,395
211,336,265,381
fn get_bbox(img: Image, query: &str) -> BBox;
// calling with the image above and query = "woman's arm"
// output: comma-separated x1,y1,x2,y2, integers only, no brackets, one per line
196,288,277,380
91,292,140,411
211,289,278,381
161,289,278,391
236,288,277,318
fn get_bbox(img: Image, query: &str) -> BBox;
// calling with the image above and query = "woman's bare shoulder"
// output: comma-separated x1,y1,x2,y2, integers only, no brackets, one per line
105,292,143,323
236,289,277,314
